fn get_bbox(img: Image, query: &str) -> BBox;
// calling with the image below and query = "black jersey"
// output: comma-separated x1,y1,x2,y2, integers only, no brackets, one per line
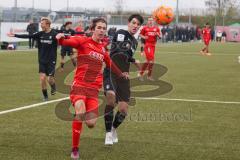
15,30,58,64
104,29,138,76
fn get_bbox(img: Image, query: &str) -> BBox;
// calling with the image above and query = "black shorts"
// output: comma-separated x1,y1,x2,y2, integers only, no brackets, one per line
61,47,73,57
103,75,130,102
39,61,56,76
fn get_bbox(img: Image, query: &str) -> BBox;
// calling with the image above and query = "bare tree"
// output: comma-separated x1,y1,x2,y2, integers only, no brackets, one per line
225,0,240,18
205,0,240,25
115,0,124,14
205,0,228,16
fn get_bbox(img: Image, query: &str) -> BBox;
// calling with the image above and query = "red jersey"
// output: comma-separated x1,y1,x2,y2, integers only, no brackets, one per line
58,36,121,89
140,26,160,46
75,26,84,36
202,28,211,41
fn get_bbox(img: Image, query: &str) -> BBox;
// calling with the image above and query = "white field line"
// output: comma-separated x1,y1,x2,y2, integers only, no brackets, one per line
0,97,69,115
135,50,238,56
0,49,37,53
0,49,237,56
0,97,240,115
140,97,240,105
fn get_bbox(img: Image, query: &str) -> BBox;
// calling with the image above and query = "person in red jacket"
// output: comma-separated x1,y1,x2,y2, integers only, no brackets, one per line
56,17,128,160
139,17,160,81
200,22,212,56
74,20,84,36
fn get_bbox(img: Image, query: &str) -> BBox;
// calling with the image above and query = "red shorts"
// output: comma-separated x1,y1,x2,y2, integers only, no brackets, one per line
70,84,99,114
144,45,156,61
204,39,210,45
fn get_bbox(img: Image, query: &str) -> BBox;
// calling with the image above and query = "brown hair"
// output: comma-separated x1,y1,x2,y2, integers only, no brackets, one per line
90,17,107,30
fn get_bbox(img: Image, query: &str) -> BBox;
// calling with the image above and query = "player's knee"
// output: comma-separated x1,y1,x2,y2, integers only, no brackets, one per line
86,120,96,129
106,91,116,105
40,74,46,82
119,108,128,114
118,103,128,114
87,124,95,129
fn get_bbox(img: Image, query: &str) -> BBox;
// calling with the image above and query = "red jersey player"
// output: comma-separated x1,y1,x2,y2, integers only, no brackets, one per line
56,18,128,160
139,17,160,81
200,22,212,56
74,20,84,36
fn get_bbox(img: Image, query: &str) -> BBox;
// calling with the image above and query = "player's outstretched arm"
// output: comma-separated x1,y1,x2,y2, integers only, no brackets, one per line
7,32,40,39
56,33,80,48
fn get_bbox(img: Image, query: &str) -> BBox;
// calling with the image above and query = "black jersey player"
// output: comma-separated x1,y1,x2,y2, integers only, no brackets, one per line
8,17,58,101
103,14,144,145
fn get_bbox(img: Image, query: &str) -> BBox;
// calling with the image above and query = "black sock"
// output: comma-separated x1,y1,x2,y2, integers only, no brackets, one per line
60,62,64,69
104,105,114,132
141,46,144,52
113,111,126,129
50,83,56,91
42,89,48,98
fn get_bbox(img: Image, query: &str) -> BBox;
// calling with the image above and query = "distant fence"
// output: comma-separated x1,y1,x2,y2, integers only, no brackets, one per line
108,15,149,25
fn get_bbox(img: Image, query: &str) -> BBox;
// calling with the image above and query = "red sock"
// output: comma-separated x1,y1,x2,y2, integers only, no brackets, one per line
147,63,154,77
140,62,149,75
72,119,83,148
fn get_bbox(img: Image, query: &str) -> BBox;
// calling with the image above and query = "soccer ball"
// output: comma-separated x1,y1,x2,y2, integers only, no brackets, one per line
153,6,174,25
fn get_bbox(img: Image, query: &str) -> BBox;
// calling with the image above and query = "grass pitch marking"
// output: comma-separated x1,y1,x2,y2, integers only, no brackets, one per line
0,97,69,115
1,97,240,115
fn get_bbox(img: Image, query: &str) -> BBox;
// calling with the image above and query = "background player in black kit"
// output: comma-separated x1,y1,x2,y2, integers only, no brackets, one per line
103,14,144,145
26,20,38,49
8,17,58,101
59,21,77,71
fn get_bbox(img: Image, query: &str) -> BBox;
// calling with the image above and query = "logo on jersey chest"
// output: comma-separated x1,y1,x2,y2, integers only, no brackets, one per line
40,39,53,44
88,43,106,54
117,34,125,42
40,35,53,44
148,32,156,36
89,51,104,62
